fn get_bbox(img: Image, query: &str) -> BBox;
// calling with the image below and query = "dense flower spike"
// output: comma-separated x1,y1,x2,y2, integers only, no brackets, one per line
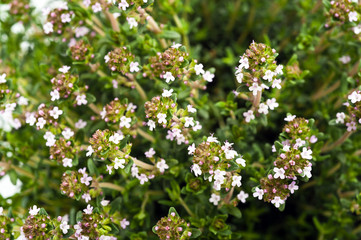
105,47,135,74
235,42,283,122
254,117,319,208
325,0,361,32
70,40,94,62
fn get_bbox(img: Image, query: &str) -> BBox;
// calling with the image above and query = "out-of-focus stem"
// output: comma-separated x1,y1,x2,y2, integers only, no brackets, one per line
251,91,262,111
85,19,105,37
223,186,235,205
131,157,154,170
98,182,124,191
137,128,155,143
178,196,195,217
173,14,190,51
88,103,100,114
321,131,354,153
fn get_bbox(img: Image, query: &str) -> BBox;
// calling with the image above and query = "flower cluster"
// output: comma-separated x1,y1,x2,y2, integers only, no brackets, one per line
100,98,137,136
235,42,282,122
188,135,246,206
153,208,193,240
49,66,88,106
0,73,11,101
9,0,31,21
44,3,76,35
60,168,98,202
334,89,361,131
105,47,136,75
253,117,318,208
82,0,152,13
0,207,13,240
70,40,94,62
49,138,79,167
325,0,361,30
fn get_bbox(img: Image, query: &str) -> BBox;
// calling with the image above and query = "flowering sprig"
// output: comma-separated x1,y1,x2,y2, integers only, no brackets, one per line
324,0,361,32
253,117,319,208
70,39,94,62
235,42,283,122
0,207,13,239
153,207,198,240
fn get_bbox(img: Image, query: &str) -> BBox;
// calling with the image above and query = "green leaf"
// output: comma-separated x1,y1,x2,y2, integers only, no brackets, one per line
190,228,202,238
87,158,98,176
160,30,181,39
63,229,75,238
124,158,134,174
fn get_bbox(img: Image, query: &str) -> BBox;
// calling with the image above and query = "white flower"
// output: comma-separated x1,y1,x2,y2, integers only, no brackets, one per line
0,73,6,83
273,167,286,179
62,158,73,167
138,173,149,185
127,17,138,29
0,207,3,215
60,221,70,234
109,133,124,144
59,65,71,73
118,0,129,10
25,113,36,126
353,25,361,34
346,121,357,132
104,55,110,63
188,143,196,155
82,193,91,203
348,91,361,103
81,174,92,186
237,191,249,203
101,200,110,206
162,89,173,97
62,128,74,139
157,113,167,124
83,204,93,214
258,103,269,114
61,13,71,23
266,98,279,110
263,70,275,82
339,55,351,64
295,138,306,149
29,205,40,216
171,43,182,49
120,116,132,128
238,56,249,69
75,119,87,129
163,72,175,83
76,94,88,105
86,146,94,157
120,218,130,229
184,117,194,127
284,114,296,122
156,159,169,173
253,187,264,200
92,2,102,12
236,72,243,83
193,121,202,131
207,135,219,143
191,164,202,177
36,117,46,129
203,71,214,82
106,165,113,175
18,96,28,105
288,181,299,194
209,193,221,206
275,65,283,75
187,105,197,113
114,158,126,169
272,79,282,89
46,137,56,147
302,166,312,178
236,156,246,167
147,120,156,131
130,62,140,72
300,147,312,160
243,110,255,123
271,196,285,208
145,148,156,158
43,22,53,34
249,82,262,96
231,175,242,187
50,89,60,101
44,131,54,140
349,11,358,22
194,64,205,75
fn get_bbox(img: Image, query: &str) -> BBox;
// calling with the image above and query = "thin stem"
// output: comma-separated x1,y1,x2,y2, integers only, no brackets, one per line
223,186,235,205
133,79,148,101
137,128,156,143
105,10,119,32
321,131,354,153
85,19,105,37
173,14,190,51
131,157,154,170
251,91,262,111
88,103,100,115
178,196,195,217
98,182,124,192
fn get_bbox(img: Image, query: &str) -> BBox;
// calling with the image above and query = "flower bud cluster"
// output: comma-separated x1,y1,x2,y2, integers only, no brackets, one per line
325,0,360,29
44,4,75,35
189,135,246,206
60,168,96,201
0,73,11,101
153,208,192,240
9,0,30,19
49,67,88,106
70,40,94,62
49,138,79,167
0,208,13,240
335,89,361,131
22,207,53,239
235,41,283,122
254,117,318,208
144,95,202,144
100,98,137,136
105,47,135,74
143,44,214,90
